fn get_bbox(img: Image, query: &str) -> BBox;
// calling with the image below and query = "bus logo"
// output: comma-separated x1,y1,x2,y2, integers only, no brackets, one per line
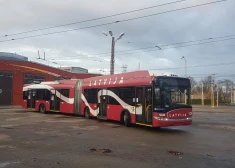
89,77,124,86
168,113,187,118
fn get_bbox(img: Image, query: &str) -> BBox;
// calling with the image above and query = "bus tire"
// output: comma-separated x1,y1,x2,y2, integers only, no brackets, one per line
39,104,46,114
123,110,131,127
84,107,90,119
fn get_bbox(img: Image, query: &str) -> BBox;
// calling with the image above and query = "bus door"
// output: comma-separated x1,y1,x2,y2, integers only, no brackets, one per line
99,90,107,118
135,87,153,124
27,89,36,109
50,89,60,111
145,87,153,123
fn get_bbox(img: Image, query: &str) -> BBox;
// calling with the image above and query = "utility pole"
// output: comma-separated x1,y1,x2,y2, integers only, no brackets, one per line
111,37,115,75
211,78,214,108
217,85,219,107
103,31,125,75
38,50,40,59
44,52,49,66
202,82,204,106
231,86,233,103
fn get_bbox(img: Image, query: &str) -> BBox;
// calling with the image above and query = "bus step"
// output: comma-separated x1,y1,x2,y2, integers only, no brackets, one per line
97,115,107,120
136,123,152,127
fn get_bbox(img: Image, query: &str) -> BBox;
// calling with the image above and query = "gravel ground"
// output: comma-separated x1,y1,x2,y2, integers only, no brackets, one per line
0,107,235,168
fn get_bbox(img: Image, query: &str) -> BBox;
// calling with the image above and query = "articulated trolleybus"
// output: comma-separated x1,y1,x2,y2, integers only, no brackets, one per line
22,70,192,127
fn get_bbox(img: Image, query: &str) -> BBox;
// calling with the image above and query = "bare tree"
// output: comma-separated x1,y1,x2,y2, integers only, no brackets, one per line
188,76,197,94
217,79,234,103
197,76,214,98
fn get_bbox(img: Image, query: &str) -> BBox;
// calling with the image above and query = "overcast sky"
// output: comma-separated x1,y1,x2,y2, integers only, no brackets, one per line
0,0,234,81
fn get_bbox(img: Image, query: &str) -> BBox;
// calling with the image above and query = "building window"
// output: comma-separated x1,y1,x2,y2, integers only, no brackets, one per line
24,74,45,84
0,71,13,77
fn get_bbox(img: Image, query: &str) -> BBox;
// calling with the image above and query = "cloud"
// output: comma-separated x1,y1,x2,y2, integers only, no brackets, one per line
0,0,234,81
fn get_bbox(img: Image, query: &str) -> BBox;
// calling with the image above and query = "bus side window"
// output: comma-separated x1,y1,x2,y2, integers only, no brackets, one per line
109,88,120,105
120,87,135,105
44,90,51,100
84,89,98,103
137,88,143,103
60,89,70,102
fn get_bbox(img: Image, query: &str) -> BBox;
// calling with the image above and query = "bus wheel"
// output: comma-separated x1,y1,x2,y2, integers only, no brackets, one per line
124,111,131,127
84,107,90,119
39,104,46,114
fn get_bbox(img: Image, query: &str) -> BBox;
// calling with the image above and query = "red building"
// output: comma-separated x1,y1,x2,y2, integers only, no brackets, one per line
0,52,100,106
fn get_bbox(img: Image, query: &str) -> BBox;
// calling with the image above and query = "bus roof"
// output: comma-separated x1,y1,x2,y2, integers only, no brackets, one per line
23,70,181,90
82,70,178,88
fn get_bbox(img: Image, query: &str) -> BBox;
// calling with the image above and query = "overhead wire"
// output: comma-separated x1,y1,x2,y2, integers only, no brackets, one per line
0,0,188,38
0,0,227,43
107,61,235,72
47,34,235,60
115,36,235,56
9,33,235,62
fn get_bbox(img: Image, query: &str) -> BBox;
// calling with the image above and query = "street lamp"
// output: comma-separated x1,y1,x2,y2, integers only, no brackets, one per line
103,31,125,75
180,56,187,77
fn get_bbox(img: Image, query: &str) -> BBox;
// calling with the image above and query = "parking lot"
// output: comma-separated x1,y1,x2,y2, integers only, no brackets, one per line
0,107,235,168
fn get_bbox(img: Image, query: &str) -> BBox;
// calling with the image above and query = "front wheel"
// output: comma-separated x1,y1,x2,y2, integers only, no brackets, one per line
124,111,131,127
39,104,46,114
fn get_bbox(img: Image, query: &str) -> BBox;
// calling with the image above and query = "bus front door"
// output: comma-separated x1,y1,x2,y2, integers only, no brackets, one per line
27,90,36,109
99,95,107,118
135,87,152,124
50,89,60,112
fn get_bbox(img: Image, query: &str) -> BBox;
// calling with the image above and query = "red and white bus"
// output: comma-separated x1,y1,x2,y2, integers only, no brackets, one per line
22,70,192,127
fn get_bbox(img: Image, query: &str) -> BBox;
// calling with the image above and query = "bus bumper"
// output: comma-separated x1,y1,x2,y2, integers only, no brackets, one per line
152,117,192,127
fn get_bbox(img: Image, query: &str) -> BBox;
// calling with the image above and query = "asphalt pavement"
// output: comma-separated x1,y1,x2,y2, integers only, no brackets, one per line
0,107,235,168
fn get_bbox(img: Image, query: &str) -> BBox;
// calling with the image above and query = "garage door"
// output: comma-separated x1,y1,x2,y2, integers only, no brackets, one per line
0,71,13,105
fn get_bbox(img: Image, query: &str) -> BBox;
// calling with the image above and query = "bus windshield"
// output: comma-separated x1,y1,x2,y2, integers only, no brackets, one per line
153,77,191,111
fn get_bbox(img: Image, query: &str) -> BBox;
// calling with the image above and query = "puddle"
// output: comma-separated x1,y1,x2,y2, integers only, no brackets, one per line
112,125,121,128
1,127,15,129
168,151,183,156
0,161,20,167
90,148,113,154
71,126,98,130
